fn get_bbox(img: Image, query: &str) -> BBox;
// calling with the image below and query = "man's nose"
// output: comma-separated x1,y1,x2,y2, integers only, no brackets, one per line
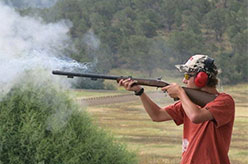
183,78,188,84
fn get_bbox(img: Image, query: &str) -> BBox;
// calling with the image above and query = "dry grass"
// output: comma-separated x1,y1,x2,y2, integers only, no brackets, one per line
78,85,248,164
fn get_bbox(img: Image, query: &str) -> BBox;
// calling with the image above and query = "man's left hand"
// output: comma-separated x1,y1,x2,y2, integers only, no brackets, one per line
161,83,184,99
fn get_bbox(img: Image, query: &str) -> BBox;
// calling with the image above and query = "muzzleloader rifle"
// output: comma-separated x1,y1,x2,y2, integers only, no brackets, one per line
52,70,217,107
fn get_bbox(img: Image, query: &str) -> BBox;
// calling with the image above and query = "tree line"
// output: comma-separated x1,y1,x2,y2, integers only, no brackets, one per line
8,0,248,84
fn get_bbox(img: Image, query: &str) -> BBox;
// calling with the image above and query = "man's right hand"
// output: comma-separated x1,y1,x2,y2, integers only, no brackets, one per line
118,78,142,92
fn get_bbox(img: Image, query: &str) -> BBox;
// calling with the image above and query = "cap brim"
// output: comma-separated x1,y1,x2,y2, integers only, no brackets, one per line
175,64,189,73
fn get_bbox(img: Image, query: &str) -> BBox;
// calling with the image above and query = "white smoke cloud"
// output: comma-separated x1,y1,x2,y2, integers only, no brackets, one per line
0,2,103,134
0,2,88,94
82,30,100,50
0,3,70,56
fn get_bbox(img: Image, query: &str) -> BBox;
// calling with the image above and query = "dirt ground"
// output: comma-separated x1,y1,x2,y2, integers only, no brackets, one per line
77,91,167,106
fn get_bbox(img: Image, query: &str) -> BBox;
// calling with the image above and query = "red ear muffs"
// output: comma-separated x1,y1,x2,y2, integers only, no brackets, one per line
194,72,208,87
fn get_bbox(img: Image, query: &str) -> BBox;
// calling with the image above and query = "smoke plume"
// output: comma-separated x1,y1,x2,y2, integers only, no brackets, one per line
0,2,99,132
0,2,89,94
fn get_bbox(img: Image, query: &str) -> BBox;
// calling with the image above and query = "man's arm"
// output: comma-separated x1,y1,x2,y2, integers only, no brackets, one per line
139,92,172,122
163,83,214,124
119,79,172,122
179,89,214,123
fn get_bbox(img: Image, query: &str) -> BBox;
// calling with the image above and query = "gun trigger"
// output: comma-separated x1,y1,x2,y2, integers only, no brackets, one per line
163,91,167,97
130,83,137,87
174,98,180,101
67,75,74,78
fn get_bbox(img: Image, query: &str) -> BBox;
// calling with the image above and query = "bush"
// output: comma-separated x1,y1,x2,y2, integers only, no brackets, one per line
0,77,137,164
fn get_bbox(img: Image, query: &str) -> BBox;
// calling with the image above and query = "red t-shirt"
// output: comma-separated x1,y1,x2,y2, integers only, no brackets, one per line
165,93,235,164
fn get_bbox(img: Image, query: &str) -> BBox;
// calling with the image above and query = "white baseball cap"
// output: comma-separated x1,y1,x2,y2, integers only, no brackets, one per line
175,54,218,77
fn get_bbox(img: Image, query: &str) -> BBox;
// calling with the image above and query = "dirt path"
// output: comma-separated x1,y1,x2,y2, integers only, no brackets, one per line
76,91,167,106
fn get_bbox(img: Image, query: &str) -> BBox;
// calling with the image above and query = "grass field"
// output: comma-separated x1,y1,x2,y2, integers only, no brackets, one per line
77,84,248,164
66,89,127,99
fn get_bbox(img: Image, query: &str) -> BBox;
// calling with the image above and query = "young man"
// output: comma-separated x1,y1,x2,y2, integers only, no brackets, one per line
119,54,235,164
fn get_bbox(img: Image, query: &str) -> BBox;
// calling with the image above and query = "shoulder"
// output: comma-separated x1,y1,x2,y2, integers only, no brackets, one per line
206,92,235,111
206,92,235,127
217,92,233,99
215,93,235,105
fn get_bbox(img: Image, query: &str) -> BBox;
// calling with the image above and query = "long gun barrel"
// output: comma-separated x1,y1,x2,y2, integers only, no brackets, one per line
52,70,217,107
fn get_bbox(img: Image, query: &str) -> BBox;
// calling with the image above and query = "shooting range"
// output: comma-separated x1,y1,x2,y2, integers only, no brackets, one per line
0,0,247,163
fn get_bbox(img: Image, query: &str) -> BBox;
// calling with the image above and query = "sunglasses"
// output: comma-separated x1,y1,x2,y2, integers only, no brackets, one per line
184,73,195,80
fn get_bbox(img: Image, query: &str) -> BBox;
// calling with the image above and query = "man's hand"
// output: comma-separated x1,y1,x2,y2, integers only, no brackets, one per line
118,78,142,92
161,83,184,99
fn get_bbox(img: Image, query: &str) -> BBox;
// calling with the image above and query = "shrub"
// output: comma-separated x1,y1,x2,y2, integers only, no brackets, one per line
0,77,137,164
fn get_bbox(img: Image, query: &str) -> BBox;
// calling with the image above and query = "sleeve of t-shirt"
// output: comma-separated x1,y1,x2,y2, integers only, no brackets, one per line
164,101,185,126
205,93,235,128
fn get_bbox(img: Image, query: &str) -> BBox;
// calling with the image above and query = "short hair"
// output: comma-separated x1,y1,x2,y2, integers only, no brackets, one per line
206,62,218,87
207,74,218,87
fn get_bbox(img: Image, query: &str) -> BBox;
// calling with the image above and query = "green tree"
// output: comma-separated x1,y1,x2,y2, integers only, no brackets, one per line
112,7,136,37
168,30,205,63
183,15,201,34
160,0,178,31
191,0,213,20
226,5,248,39
14,0,248,84
231,30,248,54
204,8,228,41
119,35,151,69
216,52,248,84
134,14,157,38
147,37,175,70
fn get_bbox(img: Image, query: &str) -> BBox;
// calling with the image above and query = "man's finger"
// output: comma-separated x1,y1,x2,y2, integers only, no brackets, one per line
122,78,132,83
127,81,137,89
118,79,123,86
161,85,169,92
